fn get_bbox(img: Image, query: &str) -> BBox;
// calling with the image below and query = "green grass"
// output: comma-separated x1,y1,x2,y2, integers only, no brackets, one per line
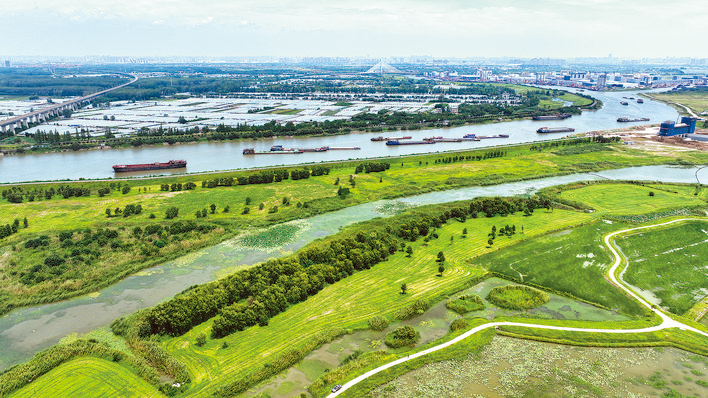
560,183,708,215
263,108,302,115
155,208,596,397
486,285,549,310
479,220,647,316
9,357,165,398
650,91,708,116
619,221,708,315
5,140,706,313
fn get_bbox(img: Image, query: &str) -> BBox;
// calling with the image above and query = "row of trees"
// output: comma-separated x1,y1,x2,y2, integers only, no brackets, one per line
2,182,132,204
354,162,390,174
142,195,551,339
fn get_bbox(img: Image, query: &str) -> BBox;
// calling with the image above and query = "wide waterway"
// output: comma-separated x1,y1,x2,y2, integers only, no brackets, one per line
0,89,678,183
0,164,705,370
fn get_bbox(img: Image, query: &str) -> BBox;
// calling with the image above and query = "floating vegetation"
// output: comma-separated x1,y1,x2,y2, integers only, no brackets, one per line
366,337,706,398
376,201,413,216
234,220,310,251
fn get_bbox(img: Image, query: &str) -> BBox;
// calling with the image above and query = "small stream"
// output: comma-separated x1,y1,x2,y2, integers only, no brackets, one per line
0,164,706,370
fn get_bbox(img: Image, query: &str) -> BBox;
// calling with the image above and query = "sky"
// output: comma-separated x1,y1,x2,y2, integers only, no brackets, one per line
1,0,705,59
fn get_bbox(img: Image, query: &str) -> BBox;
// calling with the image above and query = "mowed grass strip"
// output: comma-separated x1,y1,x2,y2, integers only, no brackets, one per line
619,221,708,315
8,357,165,398
160,209,594,397
560,183,708,215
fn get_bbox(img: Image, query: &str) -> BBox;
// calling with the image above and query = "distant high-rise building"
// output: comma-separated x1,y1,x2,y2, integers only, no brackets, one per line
4,60,10,68
597,73,607,90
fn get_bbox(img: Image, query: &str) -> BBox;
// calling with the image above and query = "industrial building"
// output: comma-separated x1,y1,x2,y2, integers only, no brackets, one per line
657,116,697,136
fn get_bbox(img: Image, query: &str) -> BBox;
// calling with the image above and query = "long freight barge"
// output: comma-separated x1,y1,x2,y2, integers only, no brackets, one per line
617,117,650,123
112,160,186,172
532,113,572,121
371,136,412,141
386,140,435,146
536,127,575,134
243,146,304,155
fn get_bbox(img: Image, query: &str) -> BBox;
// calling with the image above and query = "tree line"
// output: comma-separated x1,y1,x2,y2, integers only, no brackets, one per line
140,195,551,339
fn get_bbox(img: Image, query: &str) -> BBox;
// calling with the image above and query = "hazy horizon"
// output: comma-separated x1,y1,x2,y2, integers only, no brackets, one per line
1,0,705,59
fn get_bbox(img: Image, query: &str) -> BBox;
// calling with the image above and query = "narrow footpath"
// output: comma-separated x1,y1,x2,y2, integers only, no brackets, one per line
328,217,708,397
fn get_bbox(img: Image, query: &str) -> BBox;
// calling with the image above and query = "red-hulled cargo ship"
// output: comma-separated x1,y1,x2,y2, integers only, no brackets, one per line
112,160,187,172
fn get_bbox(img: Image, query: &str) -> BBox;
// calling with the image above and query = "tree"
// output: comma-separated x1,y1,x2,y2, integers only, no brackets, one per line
401,283,408,294
488,238,494,246
165,206,179,219
259,202,265,210
406,246,413,257
106,208,111,217
438,264,445,275
178,116,188,124
23,217,28,228
245,197,252,205
201,208,207,218
223,205,230,213
437,251,445,262
210,203,216,214
334,177,340,185
195,333,206,347
462,228,467,236
242,206,250,215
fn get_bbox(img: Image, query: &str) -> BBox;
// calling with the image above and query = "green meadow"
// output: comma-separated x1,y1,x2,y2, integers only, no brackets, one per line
2,135,708,398
9,357,165,398
620,221,708,315
4,140,708,313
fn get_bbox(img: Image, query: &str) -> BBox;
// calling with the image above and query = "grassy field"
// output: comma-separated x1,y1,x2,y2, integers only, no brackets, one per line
4,140,708,312
159,208,596,397
650,91,708,116
560,183,708,215
9,357,165,398
619,221,708,315
6,181,708,397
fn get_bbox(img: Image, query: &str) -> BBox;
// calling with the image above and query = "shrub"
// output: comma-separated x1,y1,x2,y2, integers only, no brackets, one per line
384,325,419,348
195,333,206,347
393,299,430,320
486,285,549,310
450,318,469,331
368,315,389,331
446,294,485,314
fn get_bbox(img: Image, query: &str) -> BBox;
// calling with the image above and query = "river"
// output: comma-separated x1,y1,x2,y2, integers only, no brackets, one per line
0,89,677,183
0,164,705,370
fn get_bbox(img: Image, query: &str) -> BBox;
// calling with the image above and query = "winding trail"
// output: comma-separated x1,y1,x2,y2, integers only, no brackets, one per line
328,218,708,397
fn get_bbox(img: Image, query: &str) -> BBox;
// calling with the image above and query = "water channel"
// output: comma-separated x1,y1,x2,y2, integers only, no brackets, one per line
0,89,678,183
0,164,705,370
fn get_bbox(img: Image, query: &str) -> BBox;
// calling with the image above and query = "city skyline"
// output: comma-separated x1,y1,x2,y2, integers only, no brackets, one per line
1,0,706,59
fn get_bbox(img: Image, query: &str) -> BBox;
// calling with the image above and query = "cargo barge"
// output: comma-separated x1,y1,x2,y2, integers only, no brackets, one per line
328,146,361,150
536,127,575,134
620,101,629,106
637,98,644,104
532,113,572,121
243,145,304,155
112,160,186,173
371,136,412,141
386,140,435,146
617,117,650,123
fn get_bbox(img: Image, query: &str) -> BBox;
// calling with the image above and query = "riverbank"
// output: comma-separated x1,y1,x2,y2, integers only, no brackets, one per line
2,138,708,316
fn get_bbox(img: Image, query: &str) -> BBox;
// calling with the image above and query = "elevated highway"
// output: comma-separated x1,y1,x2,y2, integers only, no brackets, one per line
0,73,138,134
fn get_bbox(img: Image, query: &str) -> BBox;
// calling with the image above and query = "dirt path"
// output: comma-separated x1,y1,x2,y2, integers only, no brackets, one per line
328,218,708,397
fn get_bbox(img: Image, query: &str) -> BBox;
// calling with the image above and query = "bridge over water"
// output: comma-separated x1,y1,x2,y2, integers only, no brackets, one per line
0,74,138,134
